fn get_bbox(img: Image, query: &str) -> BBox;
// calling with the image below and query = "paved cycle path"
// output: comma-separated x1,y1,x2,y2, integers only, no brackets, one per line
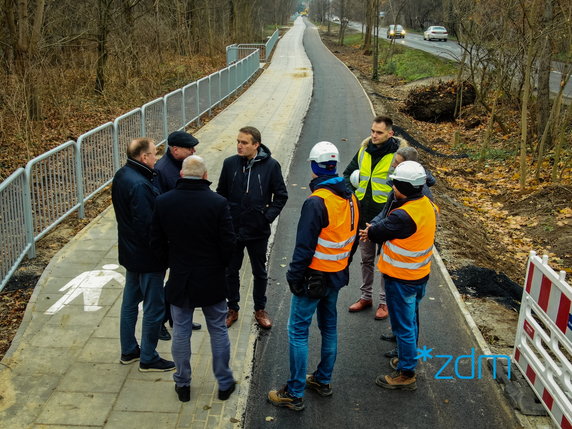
0,17,311,429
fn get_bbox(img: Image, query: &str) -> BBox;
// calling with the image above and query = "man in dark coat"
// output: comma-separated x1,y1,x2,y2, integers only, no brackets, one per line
154,131,202,335
151,155,237,403
216,126,288,329
111,137,175,372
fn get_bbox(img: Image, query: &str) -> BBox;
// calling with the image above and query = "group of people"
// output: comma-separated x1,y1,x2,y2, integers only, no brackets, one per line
111,115,438,409
112,126,287,403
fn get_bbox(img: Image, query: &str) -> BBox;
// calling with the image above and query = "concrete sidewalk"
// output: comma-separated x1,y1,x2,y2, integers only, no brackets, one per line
0,18,312,429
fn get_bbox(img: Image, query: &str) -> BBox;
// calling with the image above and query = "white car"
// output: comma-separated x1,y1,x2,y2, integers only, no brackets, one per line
424,26,448,41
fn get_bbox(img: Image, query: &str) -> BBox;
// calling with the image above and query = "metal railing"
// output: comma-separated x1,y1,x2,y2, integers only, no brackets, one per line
0,49,264,291
226,28,279,64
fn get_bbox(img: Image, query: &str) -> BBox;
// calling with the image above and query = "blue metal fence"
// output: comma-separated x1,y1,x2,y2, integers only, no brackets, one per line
0,48,264,291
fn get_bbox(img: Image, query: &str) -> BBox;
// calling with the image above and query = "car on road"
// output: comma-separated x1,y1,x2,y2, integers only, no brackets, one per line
424,26,448,41
387,24,406,39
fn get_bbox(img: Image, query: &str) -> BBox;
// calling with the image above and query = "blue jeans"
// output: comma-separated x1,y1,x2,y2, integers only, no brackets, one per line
385,277,427,372
120,271,166,364
171,301,234,390
287,287,339,398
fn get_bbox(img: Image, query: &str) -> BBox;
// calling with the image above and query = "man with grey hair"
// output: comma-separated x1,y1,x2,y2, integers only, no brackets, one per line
151,155,237,403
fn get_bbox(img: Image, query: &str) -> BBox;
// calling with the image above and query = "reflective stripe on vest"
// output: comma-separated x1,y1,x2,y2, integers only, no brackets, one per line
354,146,395,203
308,188,359,273
377,197,439,280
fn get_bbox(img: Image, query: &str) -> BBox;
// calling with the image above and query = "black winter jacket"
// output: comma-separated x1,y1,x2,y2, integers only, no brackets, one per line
150,179,236,308
111,159,165,273
216,144,288,241
154,149,183,192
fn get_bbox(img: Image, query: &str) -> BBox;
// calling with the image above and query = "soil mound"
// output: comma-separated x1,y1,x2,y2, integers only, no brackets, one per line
451,265,523,311
402,80,476,122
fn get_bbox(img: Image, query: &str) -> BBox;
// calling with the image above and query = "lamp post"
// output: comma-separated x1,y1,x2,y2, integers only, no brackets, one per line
372,1,380,80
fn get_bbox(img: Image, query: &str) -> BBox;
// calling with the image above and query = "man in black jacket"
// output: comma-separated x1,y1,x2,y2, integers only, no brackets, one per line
111,138,175,372
216,126,288,329
155,131,202,335
151,155,237,403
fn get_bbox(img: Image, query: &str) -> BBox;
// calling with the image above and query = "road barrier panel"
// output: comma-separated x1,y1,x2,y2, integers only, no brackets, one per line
514,251,572,428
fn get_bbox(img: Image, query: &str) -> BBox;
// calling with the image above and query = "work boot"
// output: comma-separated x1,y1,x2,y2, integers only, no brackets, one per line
268,385,305,411
375,370,417,391
380,333,397,342
254,309,272,329
305,374,333,397
348,298,373,312
218,381,236,400
226,309,239,328
375,304,389,320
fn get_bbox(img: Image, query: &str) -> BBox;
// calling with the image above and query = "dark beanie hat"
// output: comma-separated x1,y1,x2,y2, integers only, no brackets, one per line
167,131,199,148
311,160,337,176
393,179,422,197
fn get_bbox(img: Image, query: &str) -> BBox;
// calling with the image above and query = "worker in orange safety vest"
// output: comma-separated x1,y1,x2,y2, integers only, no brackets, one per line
360,160,439,391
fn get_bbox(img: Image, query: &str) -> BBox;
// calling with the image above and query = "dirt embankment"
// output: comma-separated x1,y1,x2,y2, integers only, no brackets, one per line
320,30,572,356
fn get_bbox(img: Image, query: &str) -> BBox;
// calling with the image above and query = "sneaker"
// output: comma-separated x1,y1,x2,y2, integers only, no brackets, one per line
389,357,399,370
268,385,305,411
348,298,373,312
305,374,333,397
384,347,398,358
120,346,140,365
175,384,190,402
375,370,417,390
254,309,272,329
159,325,171,341
139,357,176,372
226,309,239,328
380,333,397,342
375,304,389,320
218,381,236,400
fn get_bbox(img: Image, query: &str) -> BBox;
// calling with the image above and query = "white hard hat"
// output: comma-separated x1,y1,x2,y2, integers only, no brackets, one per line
389,160,426,186
308,141,340,164
350,169,360,188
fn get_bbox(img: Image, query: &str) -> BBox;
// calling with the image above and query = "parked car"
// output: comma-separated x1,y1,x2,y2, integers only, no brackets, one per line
424,26,448,41
386,25,406,39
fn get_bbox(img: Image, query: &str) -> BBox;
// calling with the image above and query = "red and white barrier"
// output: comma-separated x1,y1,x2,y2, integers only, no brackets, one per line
514,251,572,429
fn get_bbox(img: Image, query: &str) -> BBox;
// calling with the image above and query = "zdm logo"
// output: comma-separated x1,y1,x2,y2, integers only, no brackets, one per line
416,346,511,380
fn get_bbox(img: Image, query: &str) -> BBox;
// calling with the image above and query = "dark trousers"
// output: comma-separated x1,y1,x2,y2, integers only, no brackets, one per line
226,238,268,312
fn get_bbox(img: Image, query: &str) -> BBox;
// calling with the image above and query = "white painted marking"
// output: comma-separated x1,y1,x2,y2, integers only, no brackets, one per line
44,265,125,315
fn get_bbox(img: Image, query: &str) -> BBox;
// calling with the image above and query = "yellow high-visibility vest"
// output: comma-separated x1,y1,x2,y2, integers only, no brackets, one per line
354,146,395,203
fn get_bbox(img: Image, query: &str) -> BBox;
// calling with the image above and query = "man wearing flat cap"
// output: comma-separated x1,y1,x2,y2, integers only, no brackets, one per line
155,131,200,193
155,130,202,334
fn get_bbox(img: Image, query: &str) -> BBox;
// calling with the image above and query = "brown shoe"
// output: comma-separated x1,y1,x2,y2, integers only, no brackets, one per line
375,304,389,320
375,370,417,390
348,299,373,312
254,309,272,329
226,309,239,328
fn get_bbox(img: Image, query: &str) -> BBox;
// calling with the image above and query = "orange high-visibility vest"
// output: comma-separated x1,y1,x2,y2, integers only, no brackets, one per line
378,196,439,280
308,188,359,273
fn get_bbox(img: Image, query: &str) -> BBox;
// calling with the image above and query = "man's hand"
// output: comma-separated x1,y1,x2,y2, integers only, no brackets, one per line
359,223,371,242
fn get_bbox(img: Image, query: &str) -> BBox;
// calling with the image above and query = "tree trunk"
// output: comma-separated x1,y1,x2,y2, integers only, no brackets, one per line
94,0,111,95
535,0,552,141
519,41,535,190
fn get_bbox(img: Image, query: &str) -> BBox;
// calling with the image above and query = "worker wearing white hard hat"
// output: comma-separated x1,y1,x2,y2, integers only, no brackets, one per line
268,141,360,410
361,160,439,392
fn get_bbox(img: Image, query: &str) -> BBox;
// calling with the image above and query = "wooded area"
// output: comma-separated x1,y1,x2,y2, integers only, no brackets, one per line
310,0,571,188
0,0,298,180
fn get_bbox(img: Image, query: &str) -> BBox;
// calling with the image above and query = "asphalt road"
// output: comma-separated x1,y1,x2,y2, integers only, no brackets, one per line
243,20,521,429
346,21,572,99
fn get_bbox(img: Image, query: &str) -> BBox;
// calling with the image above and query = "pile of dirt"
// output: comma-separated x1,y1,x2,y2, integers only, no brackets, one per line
451,265,523,311
402,80,476,122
